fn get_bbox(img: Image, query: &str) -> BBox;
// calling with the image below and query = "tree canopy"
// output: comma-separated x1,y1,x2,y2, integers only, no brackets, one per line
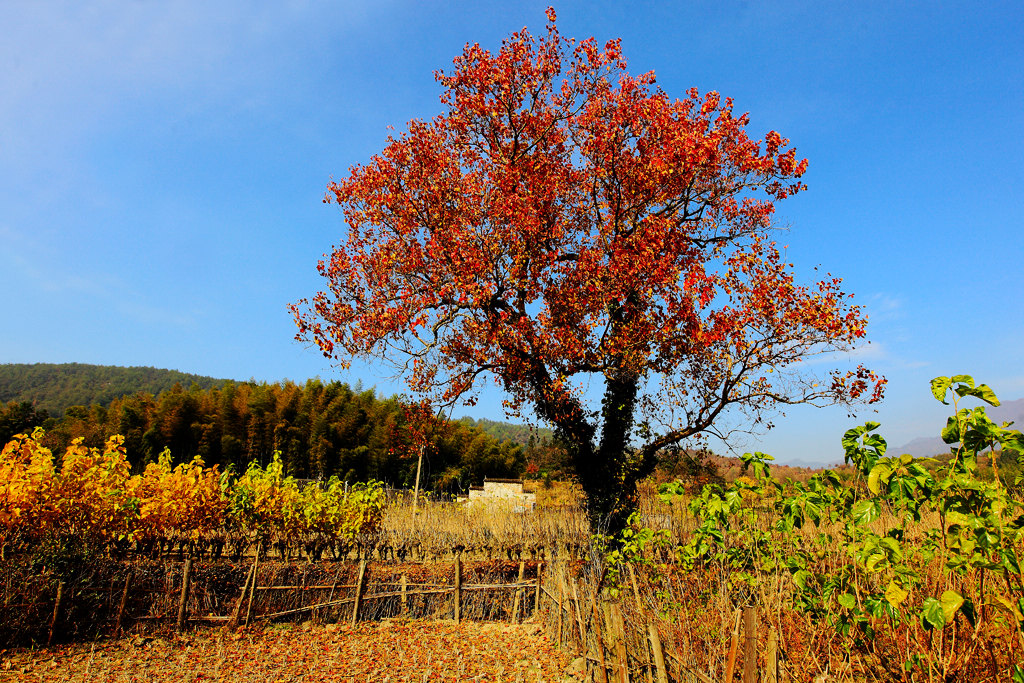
293,10,884,533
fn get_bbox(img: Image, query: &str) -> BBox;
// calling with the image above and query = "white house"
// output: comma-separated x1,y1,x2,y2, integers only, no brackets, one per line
459,477,536,512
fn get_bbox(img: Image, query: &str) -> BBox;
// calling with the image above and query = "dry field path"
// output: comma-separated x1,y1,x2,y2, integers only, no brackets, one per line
1,621,584,682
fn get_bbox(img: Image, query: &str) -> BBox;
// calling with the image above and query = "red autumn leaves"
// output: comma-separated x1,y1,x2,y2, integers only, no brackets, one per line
293,9,881,465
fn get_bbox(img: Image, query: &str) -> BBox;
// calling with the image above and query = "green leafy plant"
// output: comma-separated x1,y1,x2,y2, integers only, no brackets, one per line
648,375,1024,679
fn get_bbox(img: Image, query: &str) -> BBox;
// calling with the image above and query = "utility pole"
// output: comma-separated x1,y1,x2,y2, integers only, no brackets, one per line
412,442,425,528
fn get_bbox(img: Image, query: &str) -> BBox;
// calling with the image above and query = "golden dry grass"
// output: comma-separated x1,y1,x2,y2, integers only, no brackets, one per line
377,482,1024,682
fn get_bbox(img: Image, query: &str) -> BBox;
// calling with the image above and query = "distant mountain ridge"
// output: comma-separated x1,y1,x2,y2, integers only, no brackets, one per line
0,363,231,417
22,361,1011,464
893,397,1024,458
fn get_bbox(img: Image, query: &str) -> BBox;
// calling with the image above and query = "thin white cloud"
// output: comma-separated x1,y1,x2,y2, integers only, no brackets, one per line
0,222,116,295
0,1,380,173
114,299,199,329
0,220,192,329
866,292,904,321
796,340,888,367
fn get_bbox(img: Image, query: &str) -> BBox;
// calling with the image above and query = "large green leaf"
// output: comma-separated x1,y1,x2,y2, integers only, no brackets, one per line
1002,548,1022,576
971,383,1000,406
993,593,1024,620
868,463,890,495
842,422,881,449
852,500,881,526
941,416,962,444
792,569,812,590
931,376,953,404
803,498,824,524
863,432,888,456
879,536,903,559
884,580,908,607
939,590,964,624
920,597,945,630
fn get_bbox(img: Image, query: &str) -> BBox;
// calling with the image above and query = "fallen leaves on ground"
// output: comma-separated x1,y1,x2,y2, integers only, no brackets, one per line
0,620,583,682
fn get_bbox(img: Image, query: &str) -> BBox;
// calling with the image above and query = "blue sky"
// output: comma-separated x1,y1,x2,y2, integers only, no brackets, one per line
2,1,1021,464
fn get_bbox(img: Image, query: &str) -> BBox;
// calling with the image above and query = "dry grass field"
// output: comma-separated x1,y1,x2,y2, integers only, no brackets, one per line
3,468,1022,682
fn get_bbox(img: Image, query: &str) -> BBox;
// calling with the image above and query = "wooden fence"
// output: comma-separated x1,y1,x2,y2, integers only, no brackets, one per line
215,555,540,630
534,561,781,683
28,556,542,635
15,555,784,682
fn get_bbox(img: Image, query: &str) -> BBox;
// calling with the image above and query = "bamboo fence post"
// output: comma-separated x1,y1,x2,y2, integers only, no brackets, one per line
556,565,565,647
570,578,586,649
351,559,367,625
648,623,670,683
295,564,307,612
453,555,462,624
607,600,630,683
765,627,779,683
742,606,757,683
319,565,342,624
723,608,742,683
627,563,643,613
244,544,262,627
176,557,193,632
47,580,64,646
113,568,133,638
227,562,256,630
591,597,609,683
400,574,408,616
534,562,543,619
625,565,651,683
511,561,526,623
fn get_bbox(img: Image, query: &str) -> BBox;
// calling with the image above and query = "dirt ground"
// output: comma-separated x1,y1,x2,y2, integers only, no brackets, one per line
0,620,584,682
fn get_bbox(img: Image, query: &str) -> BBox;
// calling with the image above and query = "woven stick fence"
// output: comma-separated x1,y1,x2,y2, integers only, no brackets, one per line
2,555,545,646
535,560,781,683
7,555,783,681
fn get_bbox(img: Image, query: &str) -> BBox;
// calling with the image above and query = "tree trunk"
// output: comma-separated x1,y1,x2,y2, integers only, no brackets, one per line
573,371,646,539
526,355,650,540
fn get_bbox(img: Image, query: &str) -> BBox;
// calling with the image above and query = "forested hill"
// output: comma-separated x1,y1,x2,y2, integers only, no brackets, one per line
0,365,535,492
0,363,229,417
0,362,577,488
457,416,554,447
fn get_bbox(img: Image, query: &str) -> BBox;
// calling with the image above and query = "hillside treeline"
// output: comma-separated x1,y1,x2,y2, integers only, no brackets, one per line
0,363,228,417
457,416,553,447
2,380,527,492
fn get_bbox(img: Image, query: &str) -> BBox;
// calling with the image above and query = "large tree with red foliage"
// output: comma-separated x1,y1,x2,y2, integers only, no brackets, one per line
292,10,883,534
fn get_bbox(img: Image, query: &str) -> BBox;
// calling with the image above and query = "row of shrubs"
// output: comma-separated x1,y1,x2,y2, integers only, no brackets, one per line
0,429,386,562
